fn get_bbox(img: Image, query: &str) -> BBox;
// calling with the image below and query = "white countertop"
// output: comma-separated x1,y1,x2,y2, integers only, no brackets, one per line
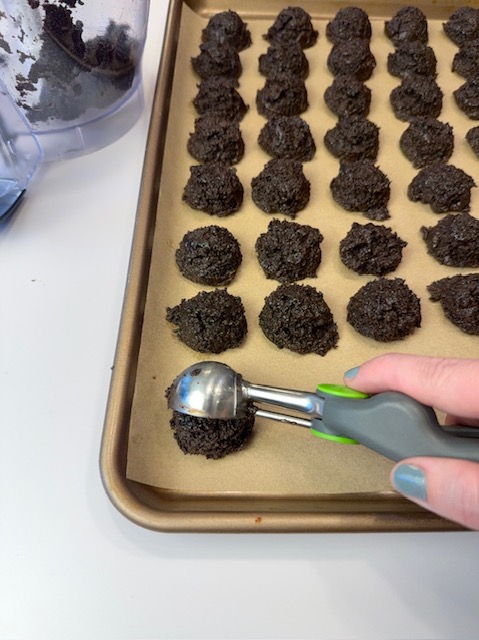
2,3,479,639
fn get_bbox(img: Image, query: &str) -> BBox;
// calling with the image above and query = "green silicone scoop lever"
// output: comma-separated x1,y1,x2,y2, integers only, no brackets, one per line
168,361,479,462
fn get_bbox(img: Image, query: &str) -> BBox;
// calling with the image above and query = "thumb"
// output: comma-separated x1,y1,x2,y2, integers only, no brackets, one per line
391,457,479,530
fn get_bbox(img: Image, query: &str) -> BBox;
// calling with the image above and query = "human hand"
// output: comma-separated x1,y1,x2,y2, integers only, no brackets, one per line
343,353,479,530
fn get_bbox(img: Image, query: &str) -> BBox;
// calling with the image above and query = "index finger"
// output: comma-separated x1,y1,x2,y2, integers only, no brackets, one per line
343,353,479,421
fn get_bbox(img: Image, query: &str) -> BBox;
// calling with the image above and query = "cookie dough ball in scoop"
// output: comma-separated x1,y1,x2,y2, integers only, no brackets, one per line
167,405,256,459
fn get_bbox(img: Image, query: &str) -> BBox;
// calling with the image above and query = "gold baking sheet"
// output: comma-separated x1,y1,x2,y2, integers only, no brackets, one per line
100,0,479,532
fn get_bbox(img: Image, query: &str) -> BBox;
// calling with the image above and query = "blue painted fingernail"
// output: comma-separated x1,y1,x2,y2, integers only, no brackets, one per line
344,366,360,379
392,464,427,501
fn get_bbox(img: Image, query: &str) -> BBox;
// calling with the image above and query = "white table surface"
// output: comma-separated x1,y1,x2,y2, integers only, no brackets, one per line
2,3,479,639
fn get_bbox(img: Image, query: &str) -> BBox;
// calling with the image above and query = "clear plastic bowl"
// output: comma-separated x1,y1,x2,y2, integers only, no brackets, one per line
0,0,150,161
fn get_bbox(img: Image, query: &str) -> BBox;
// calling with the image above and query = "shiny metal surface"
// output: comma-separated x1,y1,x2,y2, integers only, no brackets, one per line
168,361,242,419
168,361,326,420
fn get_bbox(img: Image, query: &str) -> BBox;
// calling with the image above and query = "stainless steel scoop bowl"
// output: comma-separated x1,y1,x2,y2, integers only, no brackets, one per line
167,361,323,427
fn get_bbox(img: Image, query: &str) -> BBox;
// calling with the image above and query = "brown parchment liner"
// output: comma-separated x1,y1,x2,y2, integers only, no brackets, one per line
125,3,479,496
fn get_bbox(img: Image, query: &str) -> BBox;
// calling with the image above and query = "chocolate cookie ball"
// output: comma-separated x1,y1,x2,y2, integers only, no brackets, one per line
251,158,311,217
428,274,479,335
327,38,376,81
256,73,308,118
264,7,318,49
454,78,479,119
175,225,242,286
191,42,242,80
255,218,323,283
408,162,475,213
452,41,479,79
183,163,244,216
258,42,309,79
324,75,371,118
324,116,380,162
466,126,479,156
339,222,407,276
166,289,247,353
421,212,479,268
330,159,391,221
193,78,248,121
399,117,454,168
168,406,256,459
387,42,437,79
259,283,339,355
187,115,244,165
443,7,479,46
385,6,428,46
326,7,372,44
347,278,421,342
390,75,443,121
201,10,252,51
258,115,316,161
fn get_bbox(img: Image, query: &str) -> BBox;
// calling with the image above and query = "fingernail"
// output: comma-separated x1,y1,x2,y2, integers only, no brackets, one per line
344,365,360,379
392,464,427,502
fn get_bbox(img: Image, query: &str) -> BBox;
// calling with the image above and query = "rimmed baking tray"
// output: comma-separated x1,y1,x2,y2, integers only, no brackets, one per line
100,0,479,532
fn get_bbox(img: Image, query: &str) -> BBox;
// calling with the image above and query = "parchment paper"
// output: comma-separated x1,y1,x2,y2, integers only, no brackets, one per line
126,4,479,495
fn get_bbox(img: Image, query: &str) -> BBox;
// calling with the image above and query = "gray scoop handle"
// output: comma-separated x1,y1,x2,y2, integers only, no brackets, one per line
315,391,479,462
